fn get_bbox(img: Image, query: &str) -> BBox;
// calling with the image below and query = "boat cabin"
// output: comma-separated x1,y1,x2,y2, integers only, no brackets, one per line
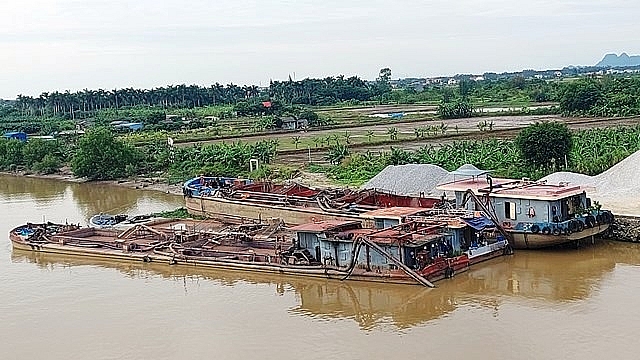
360,207,428,229
438,176,594,234
289,219,470,272
289,220,363,267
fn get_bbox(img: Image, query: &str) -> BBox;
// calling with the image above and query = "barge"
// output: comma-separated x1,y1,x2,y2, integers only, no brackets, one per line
183,177,441,225
10,210,508,287
438,173,613,249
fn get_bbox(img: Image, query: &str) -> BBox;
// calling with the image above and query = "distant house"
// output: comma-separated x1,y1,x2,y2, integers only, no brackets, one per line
3,131,27,142
113,122,144,131
57,129,86,136
280,117,308,130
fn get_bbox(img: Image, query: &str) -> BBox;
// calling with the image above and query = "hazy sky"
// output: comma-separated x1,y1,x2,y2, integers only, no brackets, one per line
1,0,638,98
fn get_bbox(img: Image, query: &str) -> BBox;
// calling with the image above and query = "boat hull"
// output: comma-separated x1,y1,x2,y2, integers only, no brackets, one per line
185,196,364,225
510,224,610,249
9,233,422,286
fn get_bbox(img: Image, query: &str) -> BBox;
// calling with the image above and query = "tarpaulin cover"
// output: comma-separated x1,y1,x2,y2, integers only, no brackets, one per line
463,216,496,230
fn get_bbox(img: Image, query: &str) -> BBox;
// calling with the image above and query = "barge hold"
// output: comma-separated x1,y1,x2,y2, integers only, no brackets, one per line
183,177,441,225
10,212,508,287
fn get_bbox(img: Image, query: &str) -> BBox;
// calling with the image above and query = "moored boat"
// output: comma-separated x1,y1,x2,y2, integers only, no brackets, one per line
89,213,156,229
183,177,441,225
437,170,613,249
9,211,507,286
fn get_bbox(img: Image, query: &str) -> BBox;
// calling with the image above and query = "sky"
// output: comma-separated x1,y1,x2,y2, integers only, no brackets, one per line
1,0,639,99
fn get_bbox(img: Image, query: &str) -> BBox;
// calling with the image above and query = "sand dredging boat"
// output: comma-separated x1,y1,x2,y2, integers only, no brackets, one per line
183,177,441,225
10,207,510,287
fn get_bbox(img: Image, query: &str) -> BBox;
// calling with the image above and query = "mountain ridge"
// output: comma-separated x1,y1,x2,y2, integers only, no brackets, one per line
596,53,640,67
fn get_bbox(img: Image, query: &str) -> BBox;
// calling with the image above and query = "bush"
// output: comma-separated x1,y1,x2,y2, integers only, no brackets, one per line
515,122,572,167
71,128,140,180
32,154,61,174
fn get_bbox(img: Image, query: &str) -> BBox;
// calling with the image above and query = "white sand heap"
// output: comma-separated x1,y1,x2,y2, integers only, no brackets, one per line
541,150,640,215
362,164,454,197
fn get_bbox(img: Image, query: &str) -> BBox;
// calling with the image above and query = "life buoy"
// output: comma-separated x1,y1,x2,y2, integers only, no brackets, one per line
552,228,561,236
530,224,540,234
542,226,551,235
567,220,576,232
601,211,612,224
576,221,585,232
596,214,603,224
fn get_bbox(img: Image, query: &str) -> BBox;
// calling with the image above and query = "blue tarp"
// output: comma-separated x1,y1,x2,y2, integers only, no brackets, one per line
463,216,496,231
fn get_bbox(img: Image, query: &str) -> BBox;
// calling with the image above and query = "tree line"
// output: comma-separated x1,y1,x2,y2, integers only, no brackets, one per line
11,72,388,120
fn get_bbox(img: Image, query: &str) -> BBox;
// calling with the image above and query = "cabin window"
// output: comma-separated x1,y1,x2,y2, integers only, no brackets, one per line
505,201,517,220
324,242,331,250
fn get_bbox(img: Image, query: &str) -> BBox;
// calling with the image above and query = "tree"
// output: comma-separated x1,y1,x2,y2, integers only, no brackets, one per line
375,68,392,98
71,128,140,180
325,144,350,165
515,121,572,167
438,99,473,119
22,138,63,173
291,136,301,149
366,130,375,142
559,79,602,114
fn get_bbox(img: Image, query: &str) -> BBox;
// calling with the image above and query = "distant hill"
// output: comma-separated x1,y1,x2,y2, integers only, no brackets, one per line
596,53,640,68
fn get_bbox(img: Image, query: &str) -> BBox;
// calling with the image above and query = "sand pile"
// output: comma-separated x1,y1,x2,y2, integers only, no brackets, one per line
541,150,640,214
541,171,595,186
362,164,454,196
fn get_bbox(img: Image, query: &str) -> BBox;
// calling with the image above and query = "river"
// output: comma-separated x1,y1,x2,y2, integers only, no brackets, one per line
1,174,639,360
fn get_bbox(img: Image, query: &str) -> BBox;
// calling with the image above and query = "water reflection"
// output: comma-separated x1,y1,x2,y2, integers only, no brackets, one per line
0,174,182,221
12,240,640,330
0,174,68,200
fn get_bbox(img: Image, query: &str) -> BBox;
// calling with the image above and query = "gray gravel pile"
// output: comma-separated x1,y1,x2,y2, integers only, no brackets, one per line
362,164,454,196
541,150,640,214
541,171,595,186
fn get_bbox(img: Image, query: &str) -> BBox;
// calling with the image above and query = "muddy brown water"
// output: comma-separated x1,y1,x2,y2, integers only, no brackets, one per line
1,174,639,359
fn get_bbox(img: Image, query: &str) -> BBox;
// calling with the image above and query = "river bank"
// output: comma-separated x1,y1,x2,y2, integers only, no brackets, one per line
0,170,184,196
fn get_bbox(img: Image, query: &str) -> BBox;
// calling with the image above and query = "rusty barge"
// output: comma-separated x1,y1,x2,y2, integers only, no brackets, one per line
10,207,509,287
183,177,441,225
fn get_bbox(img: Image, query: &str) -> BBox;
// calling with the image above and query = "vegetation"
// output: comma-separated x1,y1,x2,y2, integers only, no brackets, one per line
515,121,572,167
317,124,640,186
71,128,139,180
151,207,198,219
0,138,68,174
559,77,640,117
